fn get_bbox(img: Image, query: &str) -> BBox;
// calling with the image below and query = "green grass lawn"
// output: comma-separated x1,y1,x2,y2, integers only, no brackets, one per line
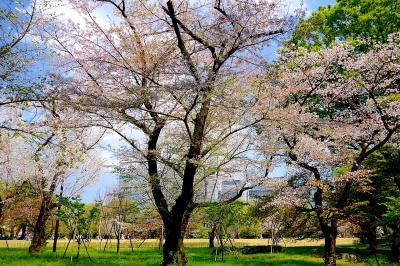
0,240,395,265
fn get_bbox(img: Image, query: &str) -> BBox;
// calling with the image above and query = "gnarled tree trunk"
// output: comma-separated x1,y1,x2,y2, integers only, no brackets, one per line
314,183,338,266
29,194,53,253
163,225,185,266
30,134,59,253
321,221,338,266
162,209,192,266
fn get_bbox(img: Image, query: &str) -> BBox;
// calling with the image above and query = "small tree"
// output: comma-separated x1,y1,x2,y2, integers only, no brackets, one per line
57,196,98,261
203,201,247,248
107,185,137,254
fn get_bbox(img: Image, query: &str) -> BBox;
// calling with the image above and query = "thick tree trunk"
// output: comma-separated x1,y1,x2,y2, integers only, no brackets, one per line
29,195,52,253
359,219,378,252
388,225,400,263
162,210,192,266
163,227,185,266
323,229,337,266
313,180,338,266
30,134,61,253
29,203,47,252
320,216,338,266
144,68,211,264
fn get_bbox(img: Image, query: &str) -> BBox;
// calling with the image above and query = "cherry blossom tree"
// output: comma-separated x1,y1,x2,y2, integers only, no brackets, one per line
0,118,103,252
28,128,103,252
258,35,400,265
40,0,301,264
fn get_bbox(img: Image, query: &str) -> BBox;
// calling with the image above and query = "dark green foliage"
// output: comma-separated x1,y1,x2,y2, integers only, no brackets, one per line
382,196,400,226
359,144,400,221
347,144,400,252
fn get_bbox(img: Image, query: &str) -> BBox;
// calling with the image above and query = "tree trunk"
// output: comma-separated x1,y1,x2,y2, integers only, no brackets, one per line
218,224,224,261
388,225,400,263
366,224,378,252
323,230,337,266
162,227,186,266
116,226,121,255
53,184,63,252
18,222,27,240
208,224,216,248
163,224,185,266
52,219,60,252
144,78,211,264
76,238,81,261
321,216,338,266
29,195,52,253
162,210,192,266
10,226,15,239
312,172,338,266
159,225,164,249
0,197,4,223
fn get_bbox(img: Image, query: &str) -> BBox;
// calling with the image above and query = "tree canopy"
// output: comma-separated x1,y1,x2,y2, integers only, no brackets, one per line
289,0,400,49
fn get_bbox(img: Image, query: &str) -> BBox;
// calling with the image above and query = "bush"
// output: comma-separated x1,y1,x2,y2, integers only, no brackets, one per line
241,245,282,254
239,225,260,238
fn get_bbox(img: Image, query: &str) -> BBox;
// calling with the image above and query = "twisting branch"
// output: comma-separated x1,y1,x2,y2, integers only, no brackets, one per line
194,185,254,208
163,1,200,82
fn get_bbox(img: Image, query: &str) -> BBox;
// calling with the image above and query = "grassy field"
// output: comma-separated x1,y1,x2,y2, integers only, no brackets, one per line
0,238,359,249
0,239,394,265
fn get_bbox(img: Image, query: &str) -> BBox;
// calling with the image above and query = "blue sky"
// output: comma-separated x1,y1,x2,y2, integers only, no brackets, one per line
306,0,335,10
79,0,337,203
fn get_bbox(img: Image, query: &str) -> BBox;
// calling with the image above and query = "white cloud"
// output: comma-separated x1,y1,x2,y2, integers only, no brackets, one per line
286,0,311,16
99,132,121,167
37,0,113,29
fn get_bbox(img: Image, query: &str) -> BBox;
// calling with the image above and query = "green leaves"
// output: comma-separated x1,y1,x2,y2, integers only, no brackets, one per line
382,196,400,225
56,196,99,235
289,0,400,49
204,200,249,227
